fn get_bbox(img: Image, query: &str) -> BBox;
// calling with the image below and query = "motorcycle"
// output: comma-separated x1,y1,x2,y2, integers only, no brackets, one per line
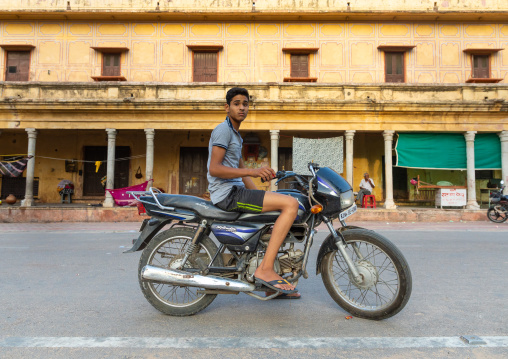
487,181,507,223
125,163,412,320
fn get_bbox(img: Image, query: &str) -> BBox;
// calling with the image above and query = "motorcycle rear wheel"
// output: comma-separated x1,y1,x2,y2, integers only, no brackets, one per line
321,228,412,320
487,205,508,223
138,227,223,316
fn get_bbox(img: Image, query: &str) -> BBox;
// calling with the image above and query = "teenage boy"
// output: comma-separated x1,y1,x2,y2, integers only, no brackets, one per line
207,87,299,295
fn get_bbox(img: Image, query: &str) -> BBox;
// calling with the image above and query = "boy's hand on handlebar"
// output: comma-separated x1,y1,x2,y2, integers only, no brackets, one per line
252,166,276,183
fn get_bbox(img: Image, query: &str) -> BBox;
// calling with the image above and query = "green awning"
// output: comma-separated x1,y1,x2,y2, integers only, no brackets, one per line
395,133,501,170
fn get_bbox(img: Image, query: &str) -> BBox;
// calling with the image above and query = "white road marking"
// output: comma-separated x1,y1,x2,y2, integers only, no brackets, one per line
1,336,508,349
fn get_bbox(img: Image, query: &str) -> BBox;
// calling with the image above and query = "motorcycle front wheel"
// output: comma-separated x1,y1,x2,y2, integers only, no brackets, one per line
487,205,508,223
138,227,223,316
321,228,412,320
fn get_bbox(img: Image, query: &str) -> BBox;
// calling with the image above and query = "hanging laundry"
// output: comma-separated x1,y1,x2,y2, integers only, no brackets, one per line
0,157,31,178
95,161,102,173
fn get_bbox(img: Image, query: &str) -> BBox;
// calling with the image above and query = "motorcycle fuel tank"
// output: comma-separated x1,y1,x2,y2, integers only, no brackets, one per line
211,222,264,246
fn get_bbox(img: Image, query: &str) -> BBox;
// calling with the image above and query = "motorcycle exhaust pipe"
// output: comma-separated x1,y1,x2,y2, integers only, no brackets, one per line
141,265,255,292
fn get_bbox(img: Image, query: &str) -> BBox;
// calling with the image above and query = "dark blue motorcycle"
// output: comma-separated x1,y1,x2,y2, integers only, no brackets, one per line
126,163,412,319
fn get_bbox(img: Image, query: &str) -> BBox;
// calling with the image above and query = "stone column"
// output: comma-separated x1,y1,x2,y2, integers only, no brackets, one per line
345,130,355,186
499,131,508,195
103,128,117,208
383,130,396,209
145,129,155,189
21,128,37,207
270,130,280,192
464,131,480,209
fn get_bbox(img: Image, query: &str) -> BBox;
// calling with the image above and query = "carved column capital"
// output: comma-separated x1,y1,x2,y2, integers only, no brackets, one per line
144,128,155,139
464,131,477,142
345,130,356,141
499,131,508,142
269,130,280,141
106,128,117,138
25,128,38,139
383,130,395,141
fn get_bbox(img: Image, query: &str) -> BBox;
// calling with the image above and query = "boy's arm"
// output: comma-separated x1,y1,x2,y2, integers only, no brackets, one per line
208,146,274,182
239,158,258,190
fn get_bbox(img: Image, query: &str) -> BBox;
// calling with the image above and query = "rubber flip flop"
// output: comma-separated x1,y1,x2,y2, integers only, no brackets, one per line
266,292,301,300
254,277,297,294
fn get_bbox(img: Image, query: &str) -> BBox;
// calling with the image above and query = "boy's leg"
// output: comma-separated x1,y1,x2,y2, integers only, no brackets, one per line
253,191,299,291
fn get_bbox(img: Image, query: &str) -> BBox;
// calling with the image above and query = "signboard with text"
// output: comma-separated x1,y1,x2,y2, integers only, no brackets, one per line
435,189,467,208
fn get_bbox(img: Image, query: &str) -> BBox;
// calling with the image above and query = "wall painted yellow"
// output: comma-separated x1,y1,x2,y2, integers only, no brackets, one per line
1,20,506,84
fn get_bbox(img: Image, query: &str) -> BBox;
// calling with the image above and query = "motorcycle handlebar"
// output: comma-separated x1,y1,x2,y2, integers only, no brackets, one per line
260,170,285,183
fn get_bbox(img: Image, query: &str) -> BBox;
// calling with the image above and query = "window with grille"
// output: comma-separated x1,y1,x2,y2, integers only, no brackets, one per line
385,52,405,83
5,51,30,81
102,53,121,76
472,55,489,78
193,52,218,82
290,54,309,78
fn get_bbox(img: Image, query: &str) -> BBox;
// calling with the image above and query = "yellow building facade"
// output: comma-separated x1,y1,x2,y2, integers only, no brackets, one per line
0,0,507,209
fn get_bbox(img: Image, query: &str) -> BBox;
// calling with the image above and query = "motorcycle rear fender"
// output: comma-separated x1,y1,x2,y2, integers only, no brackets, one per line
124,217,173,253
315,226,363,275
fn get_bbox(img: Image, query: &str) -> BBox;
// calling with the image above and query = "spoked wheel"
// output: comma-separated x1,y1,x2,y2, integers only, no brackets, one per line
487,205,508,223
138,227,223,316
321,228,412,320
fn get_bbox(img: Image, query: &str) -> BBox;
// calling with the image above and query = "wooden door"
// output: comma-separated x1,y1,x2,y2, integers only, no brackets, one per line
102,53,121,76
83,146,130,196
473,55,489,78
193,52,217,82
5,51,30,81
277,147,293,190
179,147,209,196
290,54,309,78
385,52,404,83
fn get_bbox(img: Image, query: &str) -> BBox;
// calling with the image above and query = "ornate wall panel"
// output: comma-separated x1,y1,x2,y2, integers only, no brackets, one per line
0,20,506,84
162,42,186,66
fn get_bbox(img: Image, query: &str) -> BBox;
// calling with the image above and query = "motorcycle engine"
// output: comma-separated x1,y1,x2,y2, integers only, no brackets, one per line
246,249,304,282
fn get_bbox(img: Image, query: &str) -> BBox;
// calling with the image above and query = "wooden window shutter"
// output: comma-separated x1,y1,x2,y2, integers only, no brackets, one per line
473,55,489,78
290,54,309,78
6,51,30,81
193,52,217,82
385,52,404,83
102,53,121,76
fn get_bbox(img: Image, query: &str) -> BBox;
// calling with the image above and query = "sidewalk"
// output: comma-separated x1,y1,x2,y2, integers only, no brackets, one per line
0,219,505,233
0,204,490,223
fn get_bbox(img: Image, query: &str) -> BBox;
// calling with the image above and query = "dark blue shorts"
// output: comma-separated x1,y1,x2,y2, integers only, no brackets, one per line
215,186,265,213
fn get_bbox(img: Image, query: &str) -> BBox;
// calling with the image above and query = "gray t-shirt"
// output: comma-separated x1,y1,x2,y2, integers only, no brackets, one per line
207,117,245,204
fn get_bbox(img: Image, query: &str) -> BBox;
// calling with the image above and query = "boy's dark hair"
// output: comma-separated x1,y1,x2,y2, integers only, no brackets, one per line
226,87,249,105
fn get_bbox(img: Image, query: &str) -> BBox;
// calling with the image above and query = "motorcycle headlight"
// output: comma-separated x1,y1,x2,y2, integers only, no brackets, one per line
340,190,355,209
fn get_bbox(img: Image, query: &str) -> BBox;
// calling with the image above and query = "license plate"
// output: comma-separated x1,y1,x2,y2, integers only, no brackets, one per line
339,204,357,221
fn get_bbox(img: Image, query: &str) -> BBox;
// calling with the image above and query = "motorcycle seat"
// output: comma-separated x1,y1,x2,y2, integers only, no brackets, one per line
155,194,241,221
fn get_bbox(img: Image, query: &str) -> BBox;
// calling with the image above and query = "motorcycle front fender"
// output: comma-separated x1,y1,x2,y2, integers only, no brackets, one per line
123,217,173,253
315,225,363,275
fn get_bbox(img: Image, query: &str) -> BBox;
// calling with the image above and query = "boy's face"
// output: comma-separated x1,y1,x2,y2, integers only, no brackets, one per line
225,94,249,123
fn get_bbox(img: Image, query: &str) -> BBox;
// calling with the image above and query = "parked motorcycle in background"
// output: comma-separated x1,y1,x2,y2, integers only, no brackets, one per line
126,163,412,320
487,181,507,223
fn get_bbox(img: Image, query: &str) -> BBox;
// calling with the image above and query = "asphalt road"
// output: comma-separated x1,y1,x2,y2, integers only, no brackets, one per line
0,222,507,358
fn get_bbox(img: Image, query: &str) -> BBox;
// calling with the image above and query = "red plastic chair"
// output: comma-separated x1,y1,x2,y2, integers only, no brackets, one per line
363,195,377,208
